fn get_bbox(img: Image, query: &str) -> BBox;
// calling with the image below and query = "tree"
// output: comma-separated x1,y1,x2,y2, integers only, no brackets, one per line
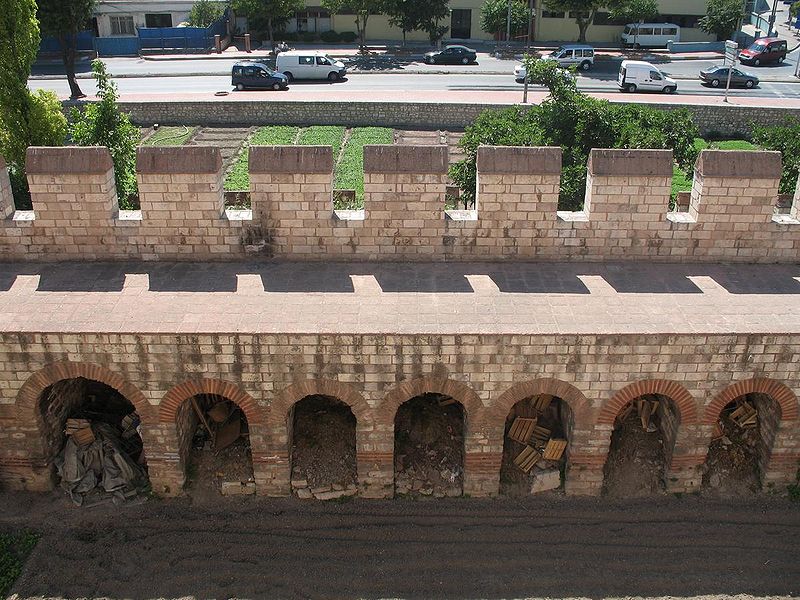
37,0,96,99
384,0,449,46
188,0,226,27
480,0,531,38
450,56,699,211
233,0,302,47
0,0,67,208
69,60,140,208
698,0,745,40
609,0,658,23
322,0,384,50
542,0,605,42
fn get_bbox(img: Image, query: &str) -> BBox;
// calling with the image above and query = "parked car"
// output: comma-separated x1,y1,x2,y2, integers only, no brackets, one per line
275,50,347,81
618,60,677,93
514,63,574,84
739,37,788,66
621,23,680,48
699,66,759,88
231,61,289,91
540,44,595,71
423,45,477,65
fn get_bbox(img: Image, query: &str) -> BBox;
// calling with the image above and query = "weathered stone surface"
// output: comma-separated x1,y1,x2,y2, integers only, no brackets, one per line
531,469,561,494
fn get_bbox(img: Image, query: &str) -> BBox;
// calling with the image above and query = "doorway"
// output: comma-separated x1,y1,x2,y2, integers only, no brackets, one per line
450,9,472,39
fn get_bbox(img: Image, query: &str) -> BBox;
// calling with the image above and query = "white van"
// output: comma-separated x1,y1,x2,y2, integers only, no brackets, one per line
275,50,347,81
621,23,680,49
618,60,677,93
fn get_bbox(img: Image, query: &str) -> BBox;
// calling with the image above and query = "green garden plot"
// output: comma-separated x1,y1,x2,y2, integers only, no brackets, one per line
224,126,299,191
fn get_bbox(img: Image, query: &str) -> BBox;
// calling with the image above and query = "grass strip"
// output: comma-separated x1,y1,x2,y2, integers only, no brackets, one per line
298,126,346,158
0,530,39,598
672,138,757,199
224,126,299,191
335,127,393,208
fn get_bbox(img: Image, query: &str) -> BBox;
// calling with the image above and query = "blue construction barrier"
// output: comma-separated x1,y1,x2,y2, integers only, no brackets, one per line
138,10,229,50
94,36,141,56
39,30,95,53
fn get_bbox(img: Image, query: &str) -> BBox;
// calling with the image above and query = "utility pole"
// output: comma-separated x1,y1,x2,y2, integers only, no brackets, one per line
506,0,513,50
767,0,779,36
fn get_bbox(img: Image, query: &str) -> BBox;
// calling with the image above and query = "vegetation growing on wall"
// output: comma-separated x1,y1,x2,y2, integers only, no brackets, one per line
450,58,699,211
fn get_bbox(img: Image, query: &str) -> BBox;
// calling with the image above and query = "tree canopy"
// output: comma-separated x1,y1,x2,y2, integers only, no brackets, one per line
234,0,303,46
37,0,96,98
322,0,384,49
698,0,745,40
480,0,531,37
188,0,226,27
609,0,658,23
384,0,449,45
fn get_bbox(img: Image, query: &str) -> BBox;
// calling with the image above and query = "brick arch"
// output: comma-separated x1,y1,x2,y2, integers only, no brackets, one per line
379,375,483,425
598,379,698,425
16,361,153,423
159,378,264,426
703,377,799,424
487,378,590,423
268,378,372,426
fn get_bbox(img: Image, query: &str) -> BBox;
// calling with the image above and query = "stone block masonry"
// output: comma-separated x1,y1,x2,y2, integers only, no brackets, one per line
1,145,800,262
114,99,800,139
0,331,798,498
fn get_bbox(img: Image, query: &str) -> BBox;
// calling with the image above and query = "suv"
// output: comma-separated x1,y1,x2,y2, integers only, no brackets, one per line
542,44,595,71
231,61,289,91
739,37,788,66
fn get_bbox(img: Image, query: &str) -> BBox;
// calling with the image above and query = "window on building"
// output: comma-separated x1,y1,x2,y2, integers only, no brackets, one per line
593,12,628,26
145,13,173,28
110,15,135,35
541,10,565,18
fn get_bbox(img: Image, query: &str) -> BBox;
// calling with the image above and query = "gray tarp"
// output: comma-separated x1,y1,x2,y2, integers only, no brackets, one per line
54,423,147,506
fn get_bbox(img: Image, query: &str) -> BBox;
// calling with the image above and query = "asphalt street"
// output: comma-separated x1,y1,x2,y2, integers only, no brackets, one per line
29,71,800,100
3,491,800,598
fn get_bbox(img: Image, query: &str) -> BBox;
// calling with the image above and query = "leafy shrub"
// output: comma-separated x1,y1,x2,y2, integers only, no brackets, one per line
69,60,140,208
299,32,317,42
280,32,298,41
450,57,700,211
320,30,340,42
339,31,358,42
0,89,67,209
752,119,800,195
187,0,225,27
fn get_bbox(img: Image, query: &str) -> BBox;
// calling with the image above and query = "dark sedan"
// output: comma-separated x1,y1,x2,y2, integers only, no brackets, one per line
423,45,477,65
699,66,759,89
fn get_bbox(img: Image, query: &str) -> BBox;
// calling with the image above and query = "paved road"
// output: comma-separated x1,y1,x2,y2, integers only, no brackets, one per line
31,50,800,81
29,72,800,100
3,491,800,598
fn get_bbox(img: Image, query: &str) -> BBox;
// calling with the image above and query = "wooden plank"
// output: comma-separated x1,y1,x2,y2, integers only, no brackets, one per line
513,446,541,473
532,425,551,444
543,439,567,461
618,402,635,423
508,417,537,444
438,397,458,407
533,395,553,413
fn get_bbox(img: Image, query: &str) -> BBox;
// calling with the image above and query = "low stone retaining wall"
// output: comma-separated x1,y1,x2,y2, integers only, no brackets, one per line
114,99,800,138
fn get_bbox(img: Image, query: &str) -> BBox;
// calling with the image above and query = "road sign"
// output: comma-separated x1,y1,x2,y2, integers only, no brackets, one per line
724,40,738,66
724,41,738,103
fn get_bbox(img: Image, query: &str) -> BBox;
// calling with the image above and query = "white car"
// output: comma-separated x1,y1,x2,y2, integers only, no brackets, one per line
275,50,347,81
618,60,677,93
514,63,574,84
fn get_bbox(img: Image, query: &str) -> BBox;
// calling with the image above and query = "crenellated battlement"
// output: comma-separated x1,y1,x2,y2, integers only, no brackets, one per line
1,144,798,262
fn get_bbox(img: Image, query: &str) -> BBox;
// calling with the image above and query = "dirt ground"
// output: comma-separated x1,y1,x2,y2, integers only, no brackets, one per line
2,490,800,599
185,422,254,501
394,393,464,498
702,414,762,496
499,395,568,497
290,395,358,498
602,407,667,498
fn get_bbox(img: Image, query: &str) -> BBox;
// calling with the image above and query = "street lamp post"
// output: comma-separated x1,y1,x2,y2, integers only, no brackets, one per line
767,0,779,36
506,0,513,51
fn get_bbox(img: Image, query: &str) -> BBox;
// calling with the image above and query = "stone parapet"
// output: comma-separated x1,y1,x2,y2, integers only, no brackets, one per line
0,145,799,262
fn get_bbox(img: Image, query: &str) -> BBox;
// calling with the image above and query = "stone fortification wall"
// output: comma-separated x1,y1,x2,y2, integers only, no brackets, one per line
1,145,799,262
0,332,798,498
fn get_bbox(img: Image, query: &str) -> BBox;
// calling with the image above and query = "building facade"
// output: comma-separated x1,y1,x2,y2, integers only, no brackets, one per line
283,0,713,44
93,0,197,38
